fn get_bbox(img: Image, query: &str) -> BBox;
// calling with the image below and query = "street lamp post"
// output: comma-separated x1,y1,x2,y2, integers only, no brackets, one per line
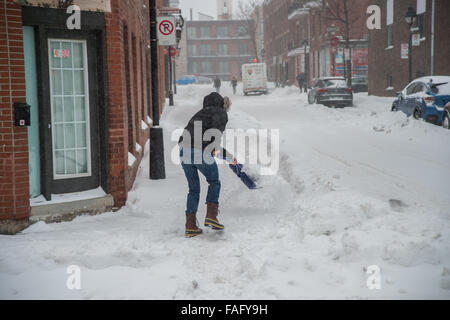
303,40,308,92
168,46,174,106
405,7,417,83
149,0,166,180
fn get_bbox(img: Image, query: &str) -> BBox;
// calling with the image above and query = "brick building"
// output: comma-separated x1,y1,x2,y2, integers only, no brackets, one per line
264,0,368,87
0,0,167,233
263,0,294,85
368,0,450,96
186,19,256,81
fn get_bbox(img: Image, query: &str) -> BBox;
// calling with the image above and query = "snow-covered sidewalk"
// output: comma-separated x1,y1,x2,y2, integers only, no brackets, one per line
1,84,449,299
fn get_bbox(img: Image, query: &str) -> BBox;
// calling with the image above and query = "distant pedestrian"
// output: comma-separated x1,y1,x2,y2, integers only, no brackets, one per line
230,76,238,95
214,76,221,93
297,73,306,93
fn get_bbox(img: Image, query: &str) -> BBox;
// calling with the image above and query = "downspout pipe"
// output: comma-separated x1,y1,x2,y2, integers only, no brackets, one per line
430,0,435,75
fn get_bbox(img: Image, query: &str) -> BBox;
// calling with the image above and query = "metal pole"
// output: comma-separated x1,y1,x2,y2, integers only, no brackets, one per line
431,0,435,75
408,25,413,83
304,42,308,91
149,0,166,180
173,54,177,94
168,46,174,106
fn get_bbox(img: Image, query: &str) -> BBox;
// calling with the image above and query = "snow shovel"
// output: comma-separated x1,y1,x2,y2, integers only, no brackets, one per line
219,155,261,190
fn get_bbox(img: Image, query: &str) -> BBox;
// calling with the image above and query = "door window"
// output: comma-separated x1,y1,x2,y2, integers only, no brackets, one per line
406,83,417,96
413,82,426,94
49,39,91,179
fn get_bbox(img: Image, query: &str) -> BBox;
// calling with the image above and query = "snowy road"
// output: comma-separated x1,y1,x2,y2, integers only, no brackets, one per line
1,83,449,299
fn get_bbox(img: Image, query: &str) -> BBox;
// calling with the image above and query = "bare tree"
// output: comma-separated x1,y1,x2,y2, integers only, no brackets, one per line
324,0,368,87
235,0,261,62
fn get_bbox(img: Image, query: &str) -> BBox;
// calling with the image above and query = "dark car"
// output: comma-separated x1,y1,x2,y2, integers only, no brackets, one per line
391,76,450,127
308,77,353,107
352,76,368,93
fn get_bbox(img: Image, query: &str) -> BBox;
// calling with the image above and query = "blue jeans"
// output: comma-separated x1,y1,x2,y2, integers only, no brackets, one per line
180,148,221,214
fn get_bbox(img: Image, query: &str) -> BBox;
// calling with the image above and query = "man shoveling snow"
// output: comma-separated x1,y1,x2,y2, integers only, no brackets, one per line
178,92,237,238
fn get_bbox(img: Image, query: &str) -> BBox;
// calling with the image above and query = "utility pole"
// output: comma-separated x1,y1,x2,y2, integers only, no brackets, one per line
149,0,166,180
173,53,177,94
168,46,174,105
404,7,417,83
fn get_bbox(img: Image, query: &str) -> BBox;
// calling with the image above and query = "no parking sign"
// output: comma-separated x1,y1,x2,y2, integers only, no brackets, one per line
157,16,176,46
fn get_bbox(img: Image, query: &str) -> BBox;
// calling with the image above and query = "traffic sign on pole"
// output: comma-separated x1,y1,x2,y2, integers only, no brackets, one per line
331,37,339,47
157,16,176,46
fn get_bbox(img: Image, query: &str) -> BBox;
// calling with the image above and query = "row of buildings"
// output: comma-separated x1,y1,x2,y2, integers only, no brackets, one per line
0,0,175,233
263,0,369,88
176,0,450,97
175,0,258,81
272,0,450,96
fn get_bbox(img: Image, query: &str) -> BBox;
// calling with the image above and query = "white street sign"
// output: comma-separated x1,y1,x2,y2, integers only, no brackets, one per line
412,34,420,46
157,16,176,46
401,43,409,59
344,48,350,60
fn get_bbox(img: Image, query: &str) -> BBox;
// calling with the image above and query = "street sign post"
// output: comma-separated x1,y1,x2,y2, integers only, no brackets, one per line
157,16,176,46
412,33,420,46
401,43,409,59
331,37,339,47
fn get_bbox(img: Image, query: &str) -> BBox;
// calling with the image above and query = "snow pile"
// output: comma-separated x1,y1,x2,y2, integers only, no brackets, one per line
128,152,136,168
0,85,449,300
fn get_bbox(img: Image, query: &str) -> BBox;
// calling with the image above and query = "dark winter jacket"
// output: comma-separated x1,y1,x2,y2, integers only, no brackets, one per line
178,92,231,158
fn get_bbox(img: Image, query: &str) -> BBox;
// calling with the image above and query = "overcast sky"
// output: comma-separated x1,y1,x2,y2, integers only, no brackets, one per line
178,0,249,20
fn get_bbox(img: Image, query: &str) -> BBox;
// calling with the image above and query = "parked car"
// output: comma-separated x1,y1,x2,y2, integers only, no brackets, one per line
175,75,196,85
443,102,450,130
391,76,450,127
352,76,368,93
308,77,353,107
196,76,213,85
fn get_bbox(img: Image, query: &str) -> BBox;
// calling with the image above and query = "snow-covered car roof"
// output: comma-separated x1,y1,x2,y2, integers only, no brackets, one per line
407,76,450,95
320,77,346,80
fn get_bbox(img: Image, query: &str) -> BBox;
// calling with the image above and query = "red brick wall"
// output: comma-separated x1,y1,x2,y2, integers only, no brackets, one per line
264,0,368,86
0,0,29,221
186,20,255,80
105,0,165,207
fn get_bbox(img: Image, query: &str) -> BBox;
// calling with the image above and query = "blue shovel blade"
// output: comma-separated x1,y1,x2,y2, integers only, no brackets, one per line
229,163,259,190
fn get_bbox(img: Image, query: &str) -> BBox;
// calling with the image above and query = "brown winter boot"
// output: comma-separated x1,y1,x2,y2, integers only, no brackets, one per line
185,213,203,238
204,203,225,230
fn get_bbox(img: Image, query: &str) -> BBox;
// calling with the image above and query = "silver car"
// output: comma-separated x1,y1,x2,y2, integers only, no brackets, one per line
308,77,353,108
196,76,213,85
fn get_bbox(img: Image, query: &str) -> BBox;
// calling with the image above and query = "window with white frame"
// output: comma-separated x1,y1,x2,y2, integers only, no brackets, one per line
218,44,228,56
200,27,211,38
387,0,394,47
238,42,248,55
188,45,197,56
201,61,211,73
200,44,211,56
188,62,197,74
217,26,228,37
49,39,90,178
187,27,196,39
219,61,229,73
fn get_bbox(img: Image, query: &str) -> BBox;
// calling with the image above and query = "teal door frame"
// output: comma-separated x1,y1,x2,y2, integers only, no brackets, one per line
23,26,41,198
